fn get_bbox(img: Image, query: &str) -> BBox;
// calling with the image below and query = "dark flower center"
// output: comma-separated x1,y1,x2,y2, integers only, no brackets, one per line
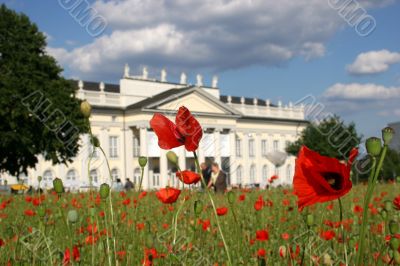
321,172,343,190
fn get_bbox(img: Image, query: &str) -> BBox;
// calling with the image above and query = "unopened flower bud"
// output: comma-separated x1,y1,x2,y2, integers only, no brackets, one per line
389,220,399,235
38,206,46,217
99,183,110,200
53,178,64,194
390,238,400,251
67,209,79,223
394,250,400,264
80,100,92,118
382,127,394,146
145,234,154,248
38,176,42,182
91,136,100,147
306,214,314,226
380,209,388,220
166,151,178,165
384,200,393,212
194,200,203,216
138,156,147,167
227,191,235,204
365,137,382,157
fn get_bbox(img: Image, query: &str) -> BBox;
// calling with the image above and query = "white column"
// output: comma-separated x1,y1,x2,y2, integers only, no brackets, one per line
229,130,236,185
139,126,149,190
255,133,261,184
242,133,249,185
160,149,168,188
100,127,109,183
125,128,133,183
214,129,221,166
81,135,88,185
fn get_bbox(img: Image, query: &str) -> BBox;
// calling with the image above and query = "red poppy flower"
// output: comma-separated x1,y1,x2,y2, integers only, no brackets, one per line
72,246,80,262
293,146,358,210
321,230,336,241
257,248,266,257
394,195,400,210
0,239,5,247
254,196,264,211
238,194,246,202
63,247,71,265
216,207,228,216
176,170,201,185
256,230,269,241
155,187,181,204
24,209,36,216
150,106,203,151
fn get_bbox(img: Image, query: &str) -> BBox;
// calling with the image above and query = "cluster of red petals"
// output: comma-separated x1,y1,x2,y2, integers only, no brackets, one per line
216,207,228,216
198,219,211,231
176,170,201,185
256,230,269,241
394,195,400,210
268,175,279,183
293,146,358,211
156,187,181,204
254,196,264,211
63,246,80,265
24,209,36,216
150,106,203,151
320,230,336,241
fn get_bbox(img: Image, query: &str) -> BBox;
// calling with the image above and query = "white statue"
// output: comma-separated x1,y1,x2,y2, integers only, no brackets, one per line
161,68,167,82
180,72,187,84
124,64,130,77
196,74,203,87
212,75,218,88
142,67,148,79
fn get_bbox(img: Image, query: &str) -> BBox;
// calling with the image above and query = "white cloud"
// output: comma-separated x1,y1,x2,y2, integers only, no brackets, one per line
324,83,400,100
347,50,400,75
47,0,398,80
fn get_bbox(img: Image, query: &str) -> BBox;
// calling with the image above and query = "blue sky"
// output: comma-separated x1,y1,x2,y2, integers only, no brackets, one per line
2,0,400,138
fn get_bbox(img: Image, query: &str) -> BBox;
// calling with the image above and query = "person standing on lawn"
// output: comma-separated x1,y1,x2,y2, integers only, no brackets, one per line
207,162,227,193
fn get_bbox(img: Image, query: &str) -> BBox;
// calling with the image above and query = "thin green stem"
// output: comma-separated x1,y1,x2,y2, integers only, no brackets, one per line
338,198,348,265
193,151,232,266
173,198,186,245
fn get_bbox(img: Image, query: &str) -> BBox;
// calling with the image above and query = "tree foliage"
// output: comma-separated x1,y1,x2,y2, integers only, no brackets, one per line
0,4,89,177
286,115,361,160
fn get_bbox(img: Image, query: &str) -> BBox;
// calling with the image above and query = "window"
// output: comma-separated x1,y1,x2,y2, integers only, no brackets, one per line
153,173,160,187
89,135,98,158
273,140,279,151
286,164,292,181
133,168,141,185
236,165,243,184
43,170,53,181
111,168,119,180
262,165,268,179
133,136,140,157
249,139,255,157
90,169,98,184
109,136,119,158
261,140,267,156
235,138,242,157
285,140,290,149
250,165,256,184
275,166,279,176
66,170,76,181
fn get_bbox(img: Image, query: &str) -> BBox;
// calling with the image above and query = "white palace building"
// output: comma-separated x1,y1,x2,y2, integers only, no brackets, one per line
1,65,308,190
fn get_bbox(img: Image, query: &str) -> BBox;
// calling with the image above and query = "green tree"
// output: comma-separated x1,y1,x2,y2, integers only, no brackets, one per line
0,5,89,178
286,115,361,160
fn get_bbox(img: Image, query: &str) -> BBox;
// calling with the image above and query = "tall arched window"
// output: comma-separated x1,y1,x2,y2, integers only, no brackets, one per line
133,168,141,185
286,164,292,182
90,169,98,184
262,165,268,180
111,168,119,181
250,165,256,184
236,165,242,184
66,169,77,181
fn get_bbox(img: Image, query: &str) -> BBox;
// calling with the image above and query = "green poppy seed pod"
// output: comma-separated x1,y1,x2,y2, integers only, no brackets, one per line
80,100,92,118
384,200,393,212
382,127,395,146
306,214,314,226
138,156,148,168
38,206,46,218
166,151,178,166
91,136,100,147
194,200,203,216
394,250,400,264
37,176,42,182
390,238,400,251
227,191,235,204
380,209,388,220
67,209,79,223
397,176,400,183
99,183,110,200
365,137,382,157
53,178,64,194
389,220,399,235
145,234,154,248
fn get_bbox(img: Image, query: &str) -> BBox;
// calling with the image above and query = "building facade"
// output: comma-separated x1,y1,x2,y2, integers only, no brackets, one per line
388,121,400,152
1,65,308,190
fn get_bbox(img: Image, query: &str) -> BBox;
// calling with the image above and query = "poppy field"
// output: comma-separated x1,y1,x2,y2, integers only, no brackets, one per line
0,183,399,265
1,104,400,265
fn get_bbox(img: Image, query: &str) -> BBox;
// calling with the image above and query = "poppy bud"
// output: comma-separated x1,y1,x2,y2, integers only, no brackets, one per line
380,209,388,220
194,200,203,216
365,137,382,157
382,127,394,146
91,136,100,147
80,100,92,118
99,183,110,200
166,151,178,166
389,220,399,234
67,210,79,223
306,214,314,226
227,191,235,204
145,235,154,248
38,206,46,217
138,156,147,168
394,251,400,264
38,176,42,182
53,178,64,194
397,176,400,183
384,200,393,212
390,238,400,251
